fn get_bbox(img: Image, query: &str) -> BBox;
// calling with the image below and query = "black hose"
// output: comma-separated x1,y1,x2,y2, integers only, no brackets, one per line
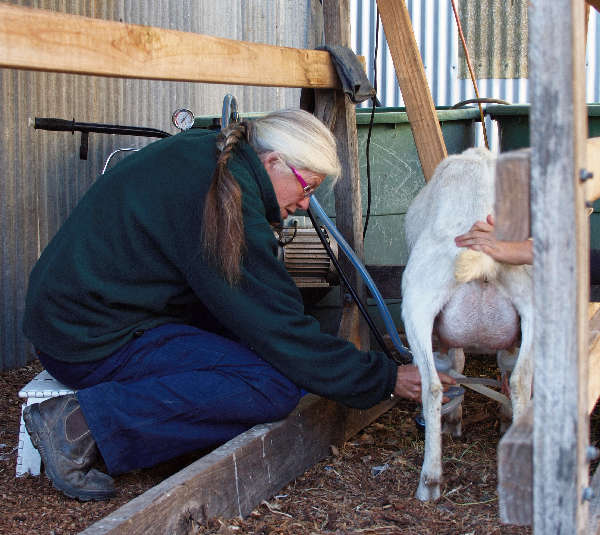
307,207,411,365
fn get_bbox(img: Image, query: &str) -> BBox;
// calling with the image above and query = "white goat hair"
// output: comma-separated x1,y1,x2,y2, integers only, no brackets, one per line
401,147,533,501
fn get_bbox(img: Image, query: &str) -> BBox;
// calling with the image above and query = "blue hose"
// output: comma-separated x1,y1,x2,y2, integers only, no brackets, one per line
308,197,412,360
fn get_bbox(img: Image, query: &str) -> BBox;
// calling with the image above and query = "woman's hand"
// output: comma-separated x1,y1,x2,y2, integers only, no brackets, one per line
454,214,533,265
394,364,456,402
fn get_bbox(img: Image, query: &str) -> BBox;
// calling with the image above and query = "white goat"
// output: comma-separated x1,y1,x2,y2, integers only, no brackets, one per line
401,147,533,501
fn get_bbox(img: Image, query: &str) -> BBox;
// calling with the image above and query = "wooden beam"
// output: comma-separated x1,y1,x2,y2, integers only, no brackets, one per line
498,304,600,527
0,3,340,88
376,0,447,182
494,149,531,241
586,3,591,49
79,395,395,535
314,0,370,351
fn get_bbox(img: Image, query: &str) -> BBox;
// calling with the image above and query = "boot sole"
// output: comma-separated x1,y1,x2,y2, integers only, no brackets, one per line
23,404,115,501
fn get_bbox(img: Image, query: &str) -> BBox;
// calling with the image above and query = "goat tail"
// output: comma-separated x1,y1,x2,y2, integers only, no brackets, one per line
454,249,499,283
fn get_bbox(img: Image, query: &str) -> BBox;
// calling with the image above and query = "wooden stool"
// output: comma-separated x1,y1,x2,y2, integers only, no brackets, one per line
16,370,74,477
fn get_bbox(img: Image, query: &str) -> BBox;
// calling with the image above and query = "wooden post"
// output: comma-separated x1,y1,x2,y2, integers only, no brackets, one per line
586,3,591,48
316,0,370,350
376,0,447,182
587,1,600,14
529,0,590,533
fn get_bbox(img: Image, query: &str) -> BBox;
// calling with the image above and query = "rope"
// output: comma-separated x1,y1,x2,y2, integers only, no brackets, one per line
450,0,489,150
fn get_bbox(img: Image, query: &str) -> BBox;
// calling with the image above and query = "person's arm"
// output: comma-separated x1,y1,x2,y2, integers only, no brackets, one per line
454,214,533,265
187,210,455,408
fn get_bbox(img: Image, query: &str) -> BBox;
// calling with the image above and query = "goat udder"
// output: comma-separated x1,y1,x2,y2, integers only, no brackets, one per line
433,280,520,352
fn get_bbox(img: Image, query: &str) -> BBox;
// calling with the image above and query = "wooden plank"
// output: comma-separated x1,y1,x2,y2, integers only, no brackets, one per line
529,1,589,532
79,395,395,535
376,0,447,182
586,3,591,49
0,3,340,89
494,149,531,241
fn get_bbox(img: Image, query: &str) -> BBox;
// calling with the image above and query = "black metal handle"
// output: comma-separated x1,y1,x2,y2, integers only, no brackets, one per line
34,117,171,139
34,117,172,160
34,117,77,132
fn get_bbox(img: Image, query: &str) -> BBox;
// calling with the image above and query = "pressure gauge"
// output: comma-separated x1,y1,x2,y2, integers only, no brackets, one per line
171,108,195,131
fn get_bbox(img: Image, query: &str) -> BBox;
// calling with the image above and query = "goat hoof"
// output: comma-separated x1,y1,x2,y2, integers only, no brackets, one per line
416,480,441,502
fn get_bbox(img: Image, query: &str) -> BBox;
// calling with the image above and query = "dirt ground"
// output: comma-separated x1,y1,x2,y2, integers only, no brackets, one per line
3,352,581,535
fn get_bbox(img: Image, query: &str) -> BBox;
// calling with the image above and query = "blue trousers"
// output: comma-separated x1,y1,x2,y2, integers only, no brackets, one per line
38,323,302,475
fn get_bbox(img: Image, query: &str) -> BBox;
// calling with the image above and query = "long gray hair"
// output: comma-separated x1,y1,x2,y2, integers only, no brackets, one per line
202,109,341,284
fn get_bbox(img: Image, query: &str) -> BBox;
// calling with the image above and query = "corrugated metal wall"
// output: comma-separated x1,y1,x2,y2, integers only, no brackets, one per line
353,0,600,106
0,0,321,370
351,0,599,147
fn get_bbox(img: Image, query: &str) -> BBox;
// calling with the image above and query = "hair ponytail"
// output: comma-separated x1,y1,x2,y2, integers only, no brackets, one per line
201,123,248,285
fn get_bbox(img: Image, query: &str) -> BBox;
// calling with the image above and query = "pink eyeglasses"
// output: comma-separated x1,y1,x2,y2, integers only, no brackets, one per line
289,165,314,199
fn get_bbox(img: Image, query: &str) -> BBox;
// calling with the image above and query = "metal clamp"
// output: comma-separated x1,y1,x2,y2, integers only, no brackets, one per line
221,94,240,130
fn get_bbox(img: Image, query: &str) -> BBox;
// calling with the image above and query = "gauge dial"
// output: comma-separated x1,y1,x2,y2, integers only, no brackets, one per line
172,108,195,131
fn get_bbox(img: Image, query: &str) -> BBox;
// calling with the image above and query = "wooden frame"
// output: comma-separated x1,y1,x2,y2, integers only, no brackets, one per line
13,0,599,532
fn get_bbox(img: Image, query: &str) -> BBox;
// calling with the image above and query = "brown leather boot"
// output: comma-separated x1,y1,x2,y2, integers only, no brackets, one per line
23,394,115,501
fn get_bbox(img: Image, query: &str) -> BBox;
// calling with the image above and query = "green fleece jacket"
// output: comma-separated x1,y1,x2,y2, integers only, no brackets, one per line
23,129,397,409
